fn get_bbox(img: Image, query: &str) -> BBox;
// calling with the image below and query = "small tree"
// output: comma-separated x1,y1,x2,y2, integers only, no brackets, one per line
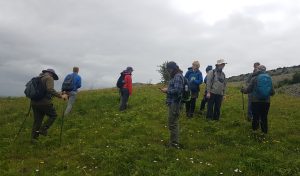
157,61,171,84
292,72,300,84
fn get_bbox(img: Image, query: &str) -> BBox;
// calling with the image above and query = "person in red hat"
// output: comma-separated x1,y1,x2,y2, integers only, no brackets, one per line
31,69,68,142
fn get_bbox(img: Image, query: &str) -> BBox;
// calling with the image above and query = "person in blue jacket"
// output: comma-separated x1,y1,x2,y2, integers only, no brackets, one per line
184,61,203,118
63,67,82,116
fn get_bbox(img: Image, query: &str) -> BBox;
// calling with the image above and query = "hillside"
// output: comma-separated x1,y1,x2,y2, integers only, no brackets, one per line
0,85,300,175
227,65,300,84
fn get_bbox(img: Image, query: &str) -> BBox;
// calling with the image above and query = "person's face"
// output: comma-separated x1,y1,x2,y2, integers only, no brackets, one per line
167,68,173,74
254,64,259,69
192,64,199,70
218,64,225,69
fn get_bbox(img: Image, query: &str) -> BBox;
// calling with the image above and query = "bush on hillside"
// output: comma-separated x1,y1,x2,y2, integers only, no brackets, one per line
157,61,171,84
292,72,300,84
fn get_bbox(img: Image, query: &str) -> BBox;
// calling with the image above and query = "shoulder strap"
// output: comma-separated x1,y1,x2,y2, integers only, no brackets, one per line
210,70,216,90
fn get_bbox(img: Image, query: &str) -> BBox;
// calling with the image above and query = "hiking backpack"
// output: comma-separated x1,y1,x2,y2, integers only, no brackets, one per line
62,74,75,91
116,72,126,88
181,76,191,103
24,76,46,100
254,73,272,100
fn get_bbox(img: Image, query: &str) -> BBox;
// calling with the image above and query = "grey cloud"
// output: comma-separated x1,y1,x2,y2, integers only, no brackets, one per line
0,0,299,96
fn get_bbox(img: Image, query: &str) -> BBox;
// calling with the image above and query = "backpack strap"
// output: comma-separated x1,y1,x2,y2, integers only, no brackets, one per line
210,70,216,90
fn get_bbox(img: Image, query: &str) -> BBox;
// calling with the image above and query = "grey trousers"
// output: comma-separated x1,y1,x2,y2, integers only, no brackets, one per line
64,91,77,116
168,102,181,144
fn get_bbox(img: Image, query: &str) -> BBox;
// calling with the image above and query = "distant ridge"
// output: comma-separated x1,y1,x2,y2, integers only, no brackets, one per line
227,65,300,83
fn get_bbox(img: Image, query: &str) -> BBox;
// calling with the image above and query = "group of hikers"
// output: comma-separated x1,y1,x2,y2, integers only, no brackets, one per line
24,60,275,148
159,59,274,149
25,67,81,141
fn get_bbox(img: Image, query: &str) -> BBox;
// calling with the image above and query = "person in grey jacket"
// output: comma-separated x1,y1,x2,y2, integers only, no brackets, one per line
206,59,227,120
241,65,275,134
245,62,260,121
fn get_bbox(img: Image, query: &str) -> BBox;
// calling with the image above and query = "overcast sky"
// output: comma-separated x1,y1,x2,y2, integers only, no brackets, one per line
1,0,299,96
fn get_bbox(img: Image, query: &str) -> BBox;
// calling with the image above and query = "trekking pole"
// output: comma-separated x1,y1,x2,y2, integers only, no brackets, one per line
14,102,32,142
59,102,66,146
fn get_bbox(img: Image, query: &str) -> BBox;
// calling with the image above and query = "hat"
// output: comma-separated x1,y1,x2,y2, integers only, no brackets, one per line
126,66,134,72
216,59,227,65
166,61,178,70
206,65,213,72
42,68,59,80
257,65,266,72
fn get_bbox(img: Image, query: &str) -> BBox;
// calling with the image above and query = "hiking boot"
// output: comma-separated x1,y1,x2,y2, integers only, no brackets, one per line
31,138,39,144
38,130,48,136
165,142,184,149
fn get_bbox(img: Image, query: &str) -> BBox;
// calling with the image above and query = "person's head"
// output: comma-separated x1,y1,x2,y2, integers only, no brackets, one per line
166,61,179,74
205,65,213,73
253,62,260,69
215,59,227,70
73,67,79,73
192,61,200,70
42,68,59,80
126,66,134,74
257,65,266,72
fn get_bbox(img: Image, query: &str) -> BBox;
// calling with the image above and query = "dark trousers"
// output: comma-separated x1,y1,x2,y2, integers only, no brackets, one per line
247,94,253,120
206,93,223,120
31,104,57,139
185,97,197,116
251,102,270,134
200,95,208,111
119,88,129,111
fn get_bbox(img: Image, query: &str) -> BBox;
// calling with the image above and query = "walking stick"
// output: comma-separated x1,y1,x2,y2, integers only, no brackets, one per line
59,102,66,146
14,102,32,142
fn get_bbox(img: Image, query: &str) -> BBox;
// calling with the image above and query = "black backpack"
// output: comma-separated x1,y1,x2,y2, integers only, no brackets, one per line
116,72,126,88
181,76,191,103
62,74,75,91
24,76,46,100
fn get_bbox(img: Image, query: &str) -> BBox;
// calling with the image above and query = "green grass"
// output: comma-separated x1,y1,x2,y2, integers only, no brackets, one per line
0,85,299,176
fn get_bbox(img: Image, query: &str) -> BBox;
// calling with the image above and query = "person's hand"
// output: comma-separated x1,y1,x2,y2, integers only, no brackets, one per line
160,87,168,93
223,95,227,101
240,88,245,93
206,92,211,99
61,94,68,101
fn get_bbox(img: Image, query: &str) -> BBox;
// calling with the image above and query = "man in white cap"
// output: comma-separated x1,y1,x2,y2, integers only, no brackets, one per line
206,59,227,120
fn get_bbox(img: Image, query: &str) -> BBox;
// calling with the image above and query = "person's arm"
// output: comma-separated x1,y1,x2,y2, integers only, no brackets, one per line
76,76,82,89
168,75,183,95
206,71,213,93
193,72,203,85
125,75,132,95
45,76,62,98
223,73,227,95
242,77,256,94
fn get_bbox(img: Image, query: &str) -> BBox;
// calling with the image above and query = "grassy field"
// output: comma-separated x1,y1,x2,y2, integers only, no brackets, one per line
0,85,299,176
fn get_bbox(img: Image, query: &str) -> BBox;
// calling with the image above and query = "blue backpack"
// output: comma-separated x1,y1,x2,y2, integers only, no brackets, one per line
254,73,272,100
62,74,75,91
